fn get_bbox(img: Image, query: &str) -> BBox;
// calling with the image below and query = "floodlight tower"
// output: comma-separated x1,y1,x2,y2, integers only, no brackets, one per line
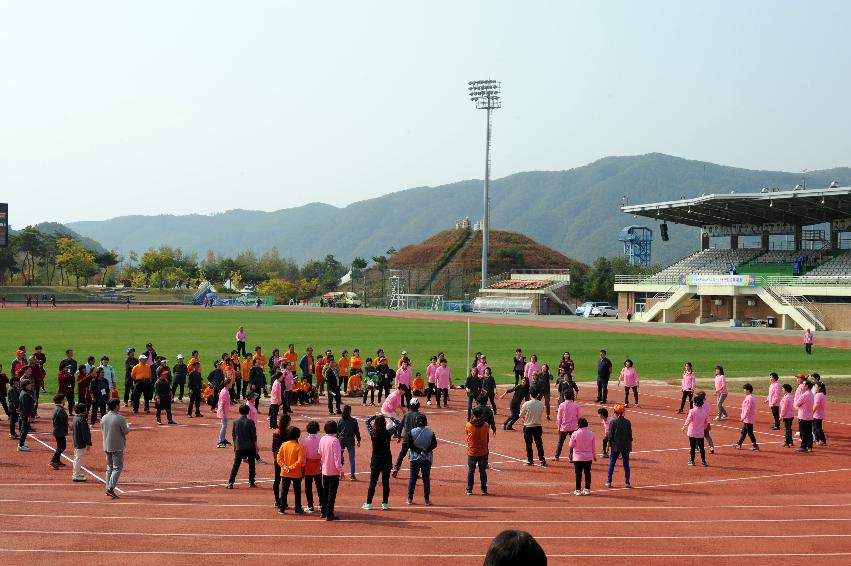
468,79,501,288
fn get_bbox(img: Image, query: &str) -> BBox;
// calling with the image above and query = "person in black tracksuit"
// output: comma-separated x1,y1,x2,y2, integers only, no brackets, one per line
500,378,530,431
375,359,394,403
87,370,110,425
391,401,421,477
18,380,35,449
187,363,203,417
363,414,402,509
464,369,482,421
208,363,224,409
535,365,553,421
227,404,257,488
481,368,497,415
337,406,361,480
51,395,69,467
154,374,176,424
172,358,188,402
476,393,497,435
123,350,137,406
8,378,20,439
324,358,341,415
248,361,265,411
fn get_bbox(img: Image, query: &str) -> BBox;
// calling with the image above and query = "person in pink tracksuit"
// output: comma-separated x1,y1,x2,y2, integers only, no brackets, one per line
553,390,580,462
617,359,640,407
318,420,342,520
678,362,696,413
812,383,827,446
381,385,407,419
395,358,413,408
568,417,596,496
682,395,709,466
764,373,782,430
269,371,283,429
714,365,728,421
735,383,759,450
780,383,795,447
794,381,815,452
216,380,232,448
425,356,438,405
433,359,452,407
524,355,541,382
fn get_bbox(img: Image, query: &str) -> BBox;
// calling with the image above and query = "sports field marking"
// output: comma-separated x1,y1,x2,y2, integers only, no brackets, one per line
2,498,850,512
6,529,851,541
23,434,120,492
5,549,851,559
4,512,850,524
116,459,523,494
546,466,851,496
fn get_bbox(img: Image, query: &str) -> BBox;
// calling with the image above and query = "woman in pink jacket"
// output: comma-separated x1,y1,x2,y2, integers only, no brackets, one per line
735,383,759,450
682,395,709,466
812,383,827,446
269,372,283,429
617,359,640,407
678,362,696,414
568,417,596,496
318,420,343,521
553,390,580,462
216,380,232,448
714,365,728,421
764,373,782,430
794,381,815,452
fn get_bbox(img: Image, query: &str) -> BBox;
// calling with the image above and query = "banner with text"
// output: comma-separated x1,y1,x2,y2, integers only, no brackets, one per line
679,274,756,287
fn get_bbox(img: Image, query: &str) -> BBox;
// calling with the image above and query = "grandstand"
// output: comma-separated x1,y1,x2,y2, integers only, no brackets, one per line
615,184,851,330
473,269,570,315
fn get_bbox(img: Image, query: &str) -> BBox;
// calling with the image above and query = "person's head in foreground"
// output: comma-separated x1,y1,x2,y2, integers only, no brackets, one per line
483,530,546,566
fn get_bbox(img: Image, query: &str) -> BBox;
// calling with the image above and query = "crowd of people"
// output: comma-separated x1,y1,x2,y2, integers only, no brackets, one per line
1,331,831,517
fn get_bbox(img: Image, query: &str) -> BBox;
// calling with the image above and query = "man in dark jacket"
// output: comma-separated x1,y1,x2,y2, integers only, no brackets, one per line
248,359,265,410
154,373,176,425
324,356,341,416
17,379,35,451
336,405,361,480
391,398,421,478
71,402,92,482
88,369,110,425
50,394,69,469
122,348,137,407
464,371,482,421
208,361,224,408
171,355,188,402
187,362,203,417
606,404,633,488
227,404,257,488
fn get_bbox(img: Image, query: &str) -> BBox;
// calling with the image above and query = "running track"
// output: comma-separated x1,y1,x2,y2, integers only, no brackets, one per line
2,381,849,565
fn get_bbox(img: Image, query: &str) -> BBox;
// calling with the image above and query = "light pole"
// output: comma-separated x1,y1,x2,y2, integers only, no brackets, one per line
468,79,501,288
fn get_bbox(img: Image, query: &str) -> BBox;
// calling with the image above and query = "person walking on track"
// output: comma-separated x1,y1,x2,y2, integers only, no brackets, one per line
735,383,759,451
226,404,257,489
683,395,709,466
101,398,130,498
362,413,402,510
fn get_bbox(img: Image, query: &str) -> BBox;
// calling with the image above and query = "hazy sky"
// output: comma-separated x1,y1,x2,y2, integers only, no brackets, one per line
2,1,850,228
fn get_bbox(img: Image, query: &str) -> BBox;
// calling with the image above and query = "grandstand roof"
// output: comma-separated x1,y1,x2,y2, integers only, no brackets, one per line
621,186,851,228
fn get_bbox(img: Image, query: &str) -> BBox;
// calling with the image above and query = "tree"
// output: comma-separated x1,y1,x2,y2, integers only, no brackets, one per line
140,246,178,288
55,237,97,288
0,245,17,285
95,250,120,285
13,227,45,285
350,257,368,291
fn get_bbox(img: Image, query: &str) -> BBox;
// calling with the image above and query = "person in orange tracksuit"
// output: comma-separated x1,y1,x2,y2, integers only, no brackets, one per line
240,357,253,399
338,351,350,393
282,345,298,373
189,350,202,377
276,426,305,514
315,354,327,396
412,372,426,397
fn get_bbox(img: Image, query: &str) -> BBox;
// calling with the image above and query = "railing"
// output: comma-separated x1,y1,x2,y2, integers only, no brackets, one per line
616,273,851,287
484,271,510,288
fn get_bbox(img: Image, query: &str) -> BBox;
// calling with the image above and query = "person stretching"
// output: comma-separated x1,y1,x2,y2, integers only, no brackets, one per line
553,390,579,462
362,413,402,510
500,377,529,431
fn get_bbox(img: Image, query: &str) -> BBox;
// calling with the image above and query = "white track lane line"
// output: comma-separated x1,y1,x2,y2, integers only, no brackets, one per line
546,466,851,496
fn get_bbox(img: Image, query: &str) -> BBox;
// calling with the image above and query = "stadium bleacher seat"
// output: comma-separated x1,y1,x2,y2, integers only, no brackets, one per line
648,248,762,280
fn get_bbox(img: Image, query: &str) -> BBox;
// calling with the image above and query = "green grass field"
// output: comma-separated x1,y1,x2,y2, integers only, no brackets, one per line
2,309,848,396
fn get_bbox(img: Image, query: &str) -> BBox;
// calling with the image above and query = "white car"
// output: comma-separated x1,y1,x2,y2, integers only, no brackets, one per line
576,301,611,316
591,305,618,317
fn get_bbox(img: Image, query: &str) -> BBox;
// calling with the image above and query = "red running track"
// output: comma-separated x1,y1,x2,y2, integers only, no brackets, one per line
1,382,850,565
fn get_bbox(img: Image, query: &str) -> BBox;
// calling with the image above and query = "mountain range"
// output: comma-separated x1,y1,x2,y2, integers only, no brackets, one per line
64,153,851,266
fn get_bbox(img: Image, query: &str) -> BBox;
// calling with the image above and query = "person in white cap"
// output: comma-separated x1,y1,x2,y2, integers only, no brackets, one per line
397,351,408,369
171,354,188,402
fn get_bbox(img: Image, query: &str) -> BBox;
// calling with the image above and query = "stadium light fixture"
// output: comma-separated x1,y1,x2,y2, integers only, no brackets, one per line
821,194,826,204
468,79,501,287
